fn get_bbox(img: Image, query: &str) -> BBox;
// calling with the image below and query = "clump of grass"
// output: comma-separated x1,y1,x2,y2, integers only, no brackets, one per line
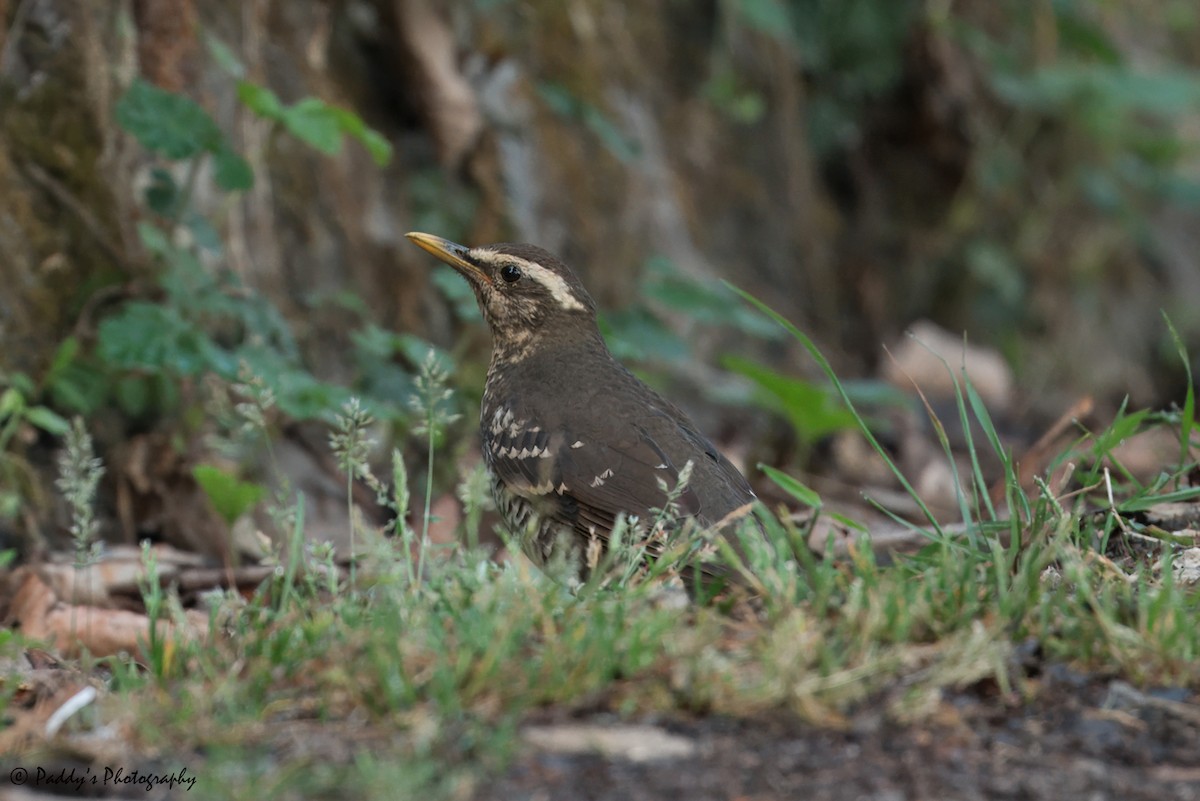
327,349,461,594
137,539,170,677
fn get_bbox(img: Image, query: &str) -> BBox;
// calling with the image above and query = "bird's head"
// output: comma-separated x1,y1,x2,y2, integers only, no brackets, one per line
407,233,598,356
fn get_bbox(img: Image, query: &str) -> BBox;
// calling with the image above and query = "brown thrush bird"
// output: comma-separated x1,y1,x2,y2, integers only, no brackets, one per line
407,232,759,586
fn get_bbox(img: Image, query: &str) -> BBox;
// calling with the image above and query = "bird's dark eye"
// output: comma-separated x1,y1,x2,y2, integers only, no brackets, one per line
499,264,522,283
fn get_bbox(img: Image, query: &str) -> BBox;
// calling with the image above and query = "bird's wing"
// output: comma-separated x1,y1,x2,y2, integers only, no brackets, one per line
484,399,751,589
483,405,700,539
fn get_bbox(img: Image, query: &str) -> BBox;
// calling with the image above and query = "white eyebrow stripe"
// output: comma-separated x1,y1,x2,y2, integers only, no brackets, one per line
468,250,586,312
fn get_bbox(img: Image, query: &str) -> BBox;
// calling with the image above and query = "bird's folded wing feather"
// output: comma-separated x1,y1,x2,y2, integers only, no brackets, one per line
485,415,699,542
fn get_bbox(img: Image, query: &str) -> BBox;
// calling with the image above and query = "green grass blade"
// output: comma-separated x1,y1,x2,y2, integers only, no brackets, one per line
1162,312,1196,481
728,283,945,536
760,464,822,509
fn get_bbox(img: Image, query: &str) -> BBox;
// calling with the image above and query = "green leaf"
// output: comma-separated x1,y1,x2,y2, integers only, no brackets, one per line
829,512,869,533
270,370,350,420
330,106,394,166
97,302,226,376
213,145,254,191
760,464,822,508
727,282,948,535
0,388,24,419
736,0,793,40
193,464,266,526
4,372,35,396
580,106,640,162
1093,403,1150,455
281,98,343,154
642,256,779,338
599,308,689,363
236,85,390,163
359,128,394,166
137,221,174,256
237,350,350,420
536,82,640,162
183,211,223,253
705,69,767,125
536,82,575,116
993,65,1200,119
431,266,482,321
1055,9,1121,64
236,81,285,120
1162,313,1195,477
116,79,223,160
204,32,246,78
24,406,70,435
0,495,19,522
143,167,179,216
395,334,454,374
45,338,81,383
48,361,107,415
723,355,856,444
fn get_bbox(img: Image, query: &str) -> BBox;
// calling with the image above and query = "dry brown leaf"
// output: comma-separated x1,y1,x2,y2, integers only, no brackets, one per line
7,570,206,659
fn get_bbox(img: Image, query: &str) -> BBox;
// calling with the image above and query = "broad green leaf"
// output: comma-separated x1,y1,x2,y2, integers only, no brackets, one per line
183,211,223,253
431,266,482,321
193,464,266,526
642,256,779,338
114,375,153,418
600,309,689,363
44,335,79,383
360,129,393,166
737,0,793,40
395,334,454,374
144,167,179,216
723,354,856,443
236,81,285,120
24,406,70,435
116,79,222,159
137,221,174,256
0,388,23,418
1056,11,1121,64
48,362,107,415
329,105,393,165
213,145,254,191
281,98,343,154
97,302,222,376
4,372,35,395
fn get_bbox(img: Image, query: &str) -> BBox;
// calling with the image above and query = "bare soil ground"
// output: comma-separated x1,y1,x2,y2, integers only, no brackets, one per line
2,638,1198,801
481,669,1200,801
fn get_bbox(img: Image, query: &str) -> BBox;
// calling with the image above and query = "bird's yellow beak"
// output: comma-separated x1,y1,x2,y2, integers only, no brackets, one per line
405,232,492,286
